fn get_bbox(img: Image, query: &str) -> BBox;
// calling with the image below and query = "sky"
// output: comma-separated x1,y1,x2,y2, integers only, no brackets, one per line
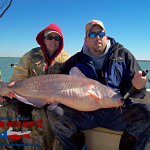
0,0,150,60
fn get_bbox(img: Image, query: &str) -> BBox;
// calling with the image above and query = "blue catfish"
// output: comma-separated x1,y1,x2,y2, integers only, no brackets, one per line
0,67,122,111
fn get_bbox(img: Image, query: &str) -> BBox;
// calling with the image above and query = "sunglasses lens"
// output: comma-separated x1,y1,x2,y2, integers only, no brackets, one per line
98,32,105,37
46,36,61,41
88,32,105,38
46,36,53,40
54,36,61,41
88,33,96,38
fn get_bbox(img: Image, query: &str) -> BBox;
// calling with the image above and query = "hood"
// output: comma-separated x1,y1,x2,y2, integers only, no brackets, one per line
36,23,64,64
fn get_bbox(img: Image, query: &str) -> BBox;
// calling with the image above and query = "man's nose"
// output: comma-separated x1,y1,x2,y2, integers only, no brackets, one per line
96,34,101,40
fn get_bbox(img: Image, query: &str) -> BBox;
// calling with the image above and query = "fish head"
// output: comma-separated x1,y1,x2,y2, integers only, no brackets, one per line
98,94,123,108
109,94,123,107
95,85,123,108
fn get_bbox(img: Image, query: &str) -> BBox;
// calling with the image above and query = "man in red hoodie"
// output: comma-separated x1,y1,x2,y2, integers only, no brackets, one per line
0,23,70,150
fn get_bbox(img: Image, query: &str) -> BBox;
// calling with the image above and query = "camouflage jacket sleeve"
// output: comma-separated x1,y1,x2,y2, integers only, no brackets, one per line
9,49,70,82
9,51,31,83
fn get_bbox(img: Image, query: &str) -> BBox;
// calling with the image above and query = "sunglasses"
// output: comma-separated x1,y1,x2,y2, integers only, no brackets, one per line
88,32,105,39
45,35,61,41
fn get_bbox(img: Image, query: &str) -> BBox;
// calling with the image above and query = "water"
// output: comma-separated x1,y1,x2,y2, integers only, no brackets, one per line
0,57,21,82
0,57,150,89
138,61,150,89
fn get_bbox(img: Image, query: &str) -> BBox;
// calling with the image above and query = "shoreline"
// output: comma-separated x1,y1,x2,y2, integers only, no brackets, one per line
0,57,150,62
0,57,21,58
137,60,150,62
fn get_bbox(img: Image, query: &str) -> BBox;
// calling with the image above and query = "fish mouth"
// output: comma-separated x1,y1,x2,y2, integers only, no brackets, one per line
118,98,123,106
110,94,123,106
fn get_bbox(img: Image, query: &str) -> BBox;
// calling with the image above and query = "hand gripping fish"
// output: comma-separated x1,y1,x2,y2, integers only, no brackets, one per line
0,67,122,111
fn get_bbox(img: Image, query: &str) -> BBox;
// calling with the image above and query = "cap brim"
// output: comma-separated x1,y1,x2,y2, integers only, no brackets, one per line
44,31,61,37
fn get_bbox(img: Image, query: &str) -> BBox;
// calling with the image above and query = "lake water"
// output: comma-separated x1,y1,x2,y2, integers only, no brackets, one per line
0,57,150,89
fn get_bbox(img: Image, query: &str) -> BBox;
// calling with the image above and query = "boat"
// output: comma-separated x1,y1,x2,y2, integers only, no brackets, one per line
52,89,150,150
10,63,18,68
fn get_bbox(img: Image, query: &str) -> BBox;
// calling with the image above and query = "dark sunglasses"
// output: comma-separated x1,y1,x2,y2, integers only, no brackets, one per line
45,35,61,41
88,32,105,39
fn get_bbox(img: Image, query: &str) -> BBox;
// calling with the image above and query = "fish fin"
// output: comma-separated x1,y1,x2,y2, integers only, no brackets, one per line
14,93,48,108
47,102,59,111
69,67,86,77
8,81,15,87
87,90,101,99
8,79,22,87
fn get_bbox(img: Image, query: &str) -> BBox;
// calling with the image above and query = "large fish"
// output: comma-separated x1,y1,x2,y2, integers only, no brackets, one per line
0,67,122,111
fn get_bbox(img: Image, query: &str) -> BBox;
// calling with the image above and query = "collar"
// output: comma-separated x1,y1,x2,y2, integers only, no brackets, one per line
82,39,111,59
46,49,57,59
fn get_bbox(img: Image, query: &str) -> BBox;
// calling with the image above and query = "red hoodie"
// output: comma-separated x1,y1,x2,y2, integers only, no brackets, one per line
36,23,64,65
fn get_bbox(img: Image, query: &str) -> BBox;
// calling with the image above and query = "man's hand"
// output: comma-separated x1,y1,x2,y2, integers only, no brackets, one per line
0,80,17,103
0,96,6,103
132,71,148,89
7,81,16,98
6,91,16,98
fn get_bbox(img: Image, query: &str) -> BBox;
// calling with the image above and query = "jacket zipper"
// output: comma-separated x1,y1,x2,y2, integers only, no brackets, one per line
45,63,48,74
100,45,117,78
116,67,122,79
50,60,53,74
